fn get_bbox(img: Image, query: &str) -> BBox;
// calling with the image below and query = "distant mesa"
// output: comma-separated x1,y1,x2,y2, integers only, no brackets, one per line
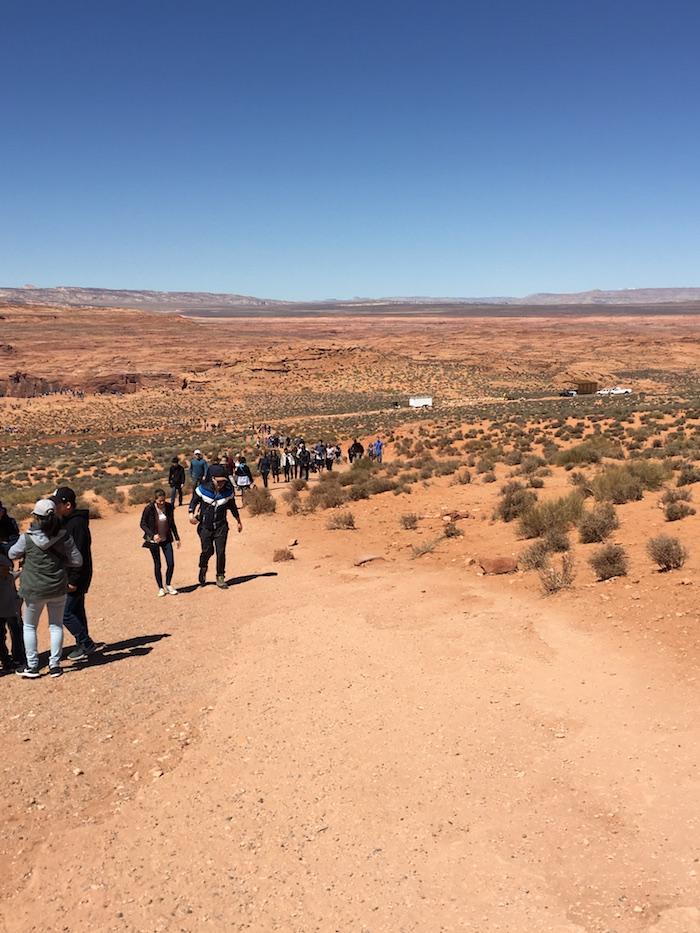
1,284,700,317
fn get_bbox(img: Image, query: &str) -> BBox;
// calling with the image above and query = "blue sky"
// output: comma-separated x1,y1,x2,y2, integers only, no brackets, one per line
2,0,699,300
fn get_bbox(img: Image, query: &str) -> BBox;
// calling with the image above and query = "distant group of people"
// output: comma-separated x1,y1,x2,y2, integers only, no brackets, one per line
1,429,385,680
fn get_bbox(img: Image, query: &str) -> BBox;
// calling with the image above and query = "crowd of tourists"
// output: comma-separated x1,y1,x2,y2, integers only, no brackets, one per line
0,432,384,682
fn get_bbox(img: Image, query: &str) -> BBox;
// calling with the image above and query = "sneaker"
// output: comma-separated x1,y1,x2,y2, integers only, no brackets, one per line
166,585,178,595
49,665,63,678
88,642,106,655
67,646,88,662
1,659,15,674
16,667,40,679
198,569,206,586
157,588,166,597
216,576,229,589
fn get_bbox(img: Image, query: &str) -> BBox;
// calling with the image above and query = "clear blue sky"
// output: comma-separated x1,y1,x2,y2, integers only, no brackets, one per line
2,0,699,300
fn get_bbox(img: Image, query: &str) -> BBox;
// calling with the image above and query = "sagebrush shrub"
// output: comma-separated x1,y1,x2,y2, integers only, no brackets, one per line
647,535,688,571
589,544,629,580
245,487,276,515
400,512,418,530
664,501,696,522
539,554,575,594
518,492,584,539
495,481,537,523
327,510,355,530
578,503,619,543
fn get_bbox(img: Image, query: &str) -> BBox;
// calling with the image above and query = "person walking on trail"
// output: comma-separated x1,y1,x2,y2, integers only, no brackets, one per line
168,456,186,507
234,457,254,498
9,499,83,679
0,551,24,672
297,444,311,481
188,449,208,511
141,489,181,597
189,464,242,589
373,438,384,463
282,447,294,482
52,487,105,661
257,452,271,488
325,444,335,472
314,441,326,473
270,449,281,483
348,439,364,463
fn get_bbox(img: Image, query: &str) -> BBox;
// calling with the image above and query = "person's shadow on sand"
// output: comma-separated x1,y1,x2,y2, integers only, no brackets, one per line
177,571,278,594
53,633,171,669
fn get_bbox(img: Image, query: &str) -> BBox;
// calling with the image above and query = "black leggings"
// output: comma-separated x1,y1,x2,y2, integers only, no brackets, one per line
149,541,174,588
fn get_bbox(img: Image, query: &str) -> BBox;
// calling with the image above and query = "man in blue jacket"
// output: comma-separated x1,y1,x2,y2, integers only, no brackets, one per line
188,449,208,511
189,465,243,589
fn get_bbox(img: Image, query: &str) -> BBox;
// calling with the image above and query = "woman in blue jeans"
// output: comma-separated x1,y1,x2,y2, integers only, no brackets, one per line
140,489,180,597
8,498,83,679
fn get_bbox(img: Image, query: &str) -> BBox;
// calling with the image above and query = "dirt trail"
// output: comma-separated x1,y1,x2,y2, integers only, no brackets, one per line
1,503,698,932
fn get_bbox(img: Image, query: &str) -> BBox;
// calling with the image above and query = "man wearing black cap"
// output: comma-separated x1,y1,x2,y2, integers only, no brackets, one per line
53,487,105,660
188,465,243,589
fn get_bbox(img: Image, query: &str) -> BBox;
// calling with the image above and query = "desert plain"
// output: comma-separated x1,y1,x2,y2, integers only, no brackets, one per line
0,301,699,932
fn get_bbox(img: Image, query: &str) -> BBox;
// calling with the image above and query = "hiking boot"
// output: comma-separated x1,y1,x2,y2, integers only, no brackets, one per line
166,585,178,595
198,569,207,586
16,666,40,679
49,665,63,678
216,575,229,589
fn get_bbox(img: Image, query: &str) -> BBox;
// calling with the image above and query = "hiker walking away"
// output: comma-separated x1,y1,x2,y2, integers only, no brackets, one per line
282,447,294,482
188,449,208,511
234,456,254,499
270,449,281,483
314,441,326,473
373,438,384,463
334,443,342,464
348,439,364,463
189,464,242,589
53,487,105,661
168,456,186,507
325,443,335,472
257,452,271,488
141,489,181,597
298,444,311,481
0,551,24,672
9,499,82,679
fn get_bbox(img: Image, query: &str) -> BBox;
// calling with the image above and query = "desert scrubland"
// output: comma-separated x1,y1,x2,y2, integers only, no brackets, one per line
0,303,699,932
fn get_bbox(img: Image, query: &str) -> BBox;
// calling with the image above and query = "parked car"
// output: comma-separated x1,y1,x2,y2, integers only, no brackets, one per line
559,389,577,397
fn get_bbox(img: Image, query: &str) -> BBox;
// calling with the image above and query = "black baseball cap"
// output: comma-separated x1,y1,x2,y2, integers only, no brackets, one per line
53,487,77,505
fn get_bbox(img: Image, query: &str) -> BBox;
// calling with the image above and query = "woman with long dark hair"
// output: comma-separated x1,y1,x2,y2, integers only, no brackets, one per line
140,489,180,597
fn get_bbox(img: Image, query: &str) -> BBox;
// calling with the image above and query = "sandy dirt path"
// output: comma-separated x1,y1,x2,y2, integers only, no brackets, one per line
1,502,698,932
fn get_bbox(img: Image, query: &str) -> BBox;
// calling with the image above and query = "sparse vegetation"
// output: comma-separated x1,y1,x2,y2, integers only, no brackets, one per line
647,535,688,571
589,544,629,581
578,503,619,543
327,510,356,530
245,487,277,515
539,553,575,594
400,512,418,530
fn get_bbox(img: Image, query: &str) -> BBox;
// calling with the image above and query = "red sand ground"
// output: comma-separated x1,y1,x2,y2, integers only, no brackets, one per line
1,464,698,933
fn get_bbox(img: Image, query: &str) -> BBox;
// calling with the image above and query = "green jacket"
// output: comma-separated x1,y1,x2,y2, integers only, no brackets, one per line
9,527,83,602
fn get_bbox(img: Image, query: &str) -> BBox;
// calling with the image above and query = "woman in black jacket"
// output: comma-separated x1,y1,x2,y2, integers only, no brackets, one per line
140,489,180,596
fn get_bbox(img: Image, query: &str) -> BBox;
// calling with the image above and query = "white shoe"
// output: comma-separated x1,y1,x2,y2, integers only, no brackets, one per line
157,588,166,597
166,585,178,596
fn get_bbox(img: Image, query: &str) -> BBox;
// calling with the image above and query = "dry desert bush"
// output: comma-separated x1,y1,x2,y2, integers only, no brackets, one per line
539,553,576,594
589,543,629,581
647,535,688,571
273,547,295,562
326,510,355,530
245,487,276,515
578,502,619,543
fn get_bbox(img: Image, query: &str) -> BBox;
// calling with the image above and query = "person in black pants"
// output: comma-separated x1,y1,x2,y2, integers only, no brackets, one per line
168,456,186,506
257,452,271,488
298,444,311,481
140,489,181,596
189,465,243,589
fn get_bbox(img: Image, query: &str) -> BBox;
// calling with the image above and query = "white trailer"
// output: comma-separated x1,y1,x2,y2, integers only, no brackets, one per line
409,396,433,408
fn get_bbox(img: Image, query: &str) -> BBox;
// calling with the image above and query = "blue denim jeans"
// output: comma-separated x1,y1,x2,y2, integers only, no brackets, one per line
22,596,66,669
63,591,95,651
